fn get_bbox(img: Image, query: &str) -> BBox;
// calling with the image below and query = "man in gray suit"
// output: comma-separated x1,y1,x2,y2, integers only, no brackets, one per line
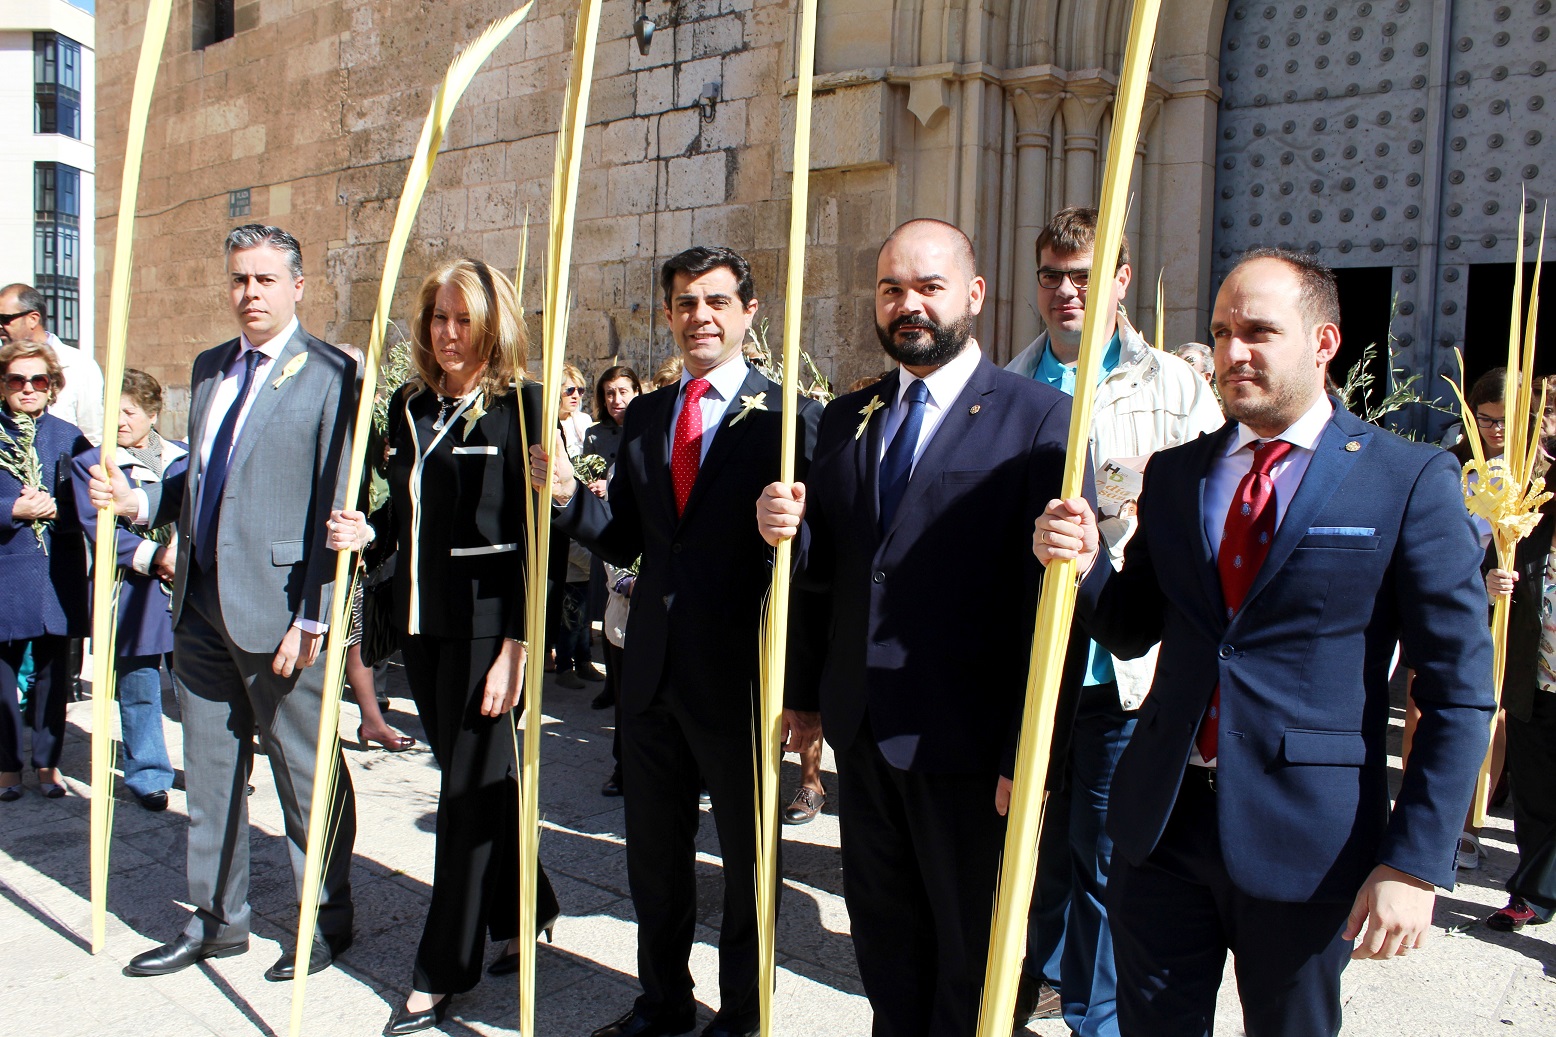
91,224,357,980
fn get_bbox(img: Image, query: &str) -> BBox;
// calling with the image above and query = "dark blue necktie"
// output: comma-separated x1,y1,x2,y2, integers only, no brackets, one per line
194,349,262,570
879,379,929,531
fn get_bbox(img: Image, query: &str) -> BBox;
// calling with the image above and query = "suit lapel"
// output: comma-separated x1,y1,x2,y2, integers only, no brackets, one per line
679,365,768,524
882,357,997,543
639,384,680,524
1195,423,1238,624
857,371,898,534
1241,405,1370,612
186,339,242,483
226,327,310,479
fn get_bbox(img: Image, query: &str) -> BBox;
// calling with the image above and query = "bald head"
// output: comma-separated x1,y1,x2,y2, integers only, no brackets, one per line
879,219,977,282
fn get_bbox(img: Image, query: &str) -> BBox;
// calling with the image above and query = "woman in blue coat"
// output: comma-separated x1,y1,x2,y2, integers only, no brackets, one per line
71,369,187,811
0,340,89,801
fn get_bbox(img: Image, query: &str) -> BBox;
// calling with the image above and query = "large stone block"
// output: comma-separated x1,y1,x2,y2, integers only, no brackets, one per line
676,13,746,64
657,108,701,159
675,56,725,109
608,162,660,215
665,151,730,210
602,118,652,165
636,66,674,116
780,82,890,172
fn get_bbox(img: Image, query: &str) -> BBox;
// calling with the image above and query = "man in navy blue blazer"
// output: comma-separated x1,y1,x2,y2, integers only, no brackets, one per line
759,219,1080,1036
1034,247,1495,1036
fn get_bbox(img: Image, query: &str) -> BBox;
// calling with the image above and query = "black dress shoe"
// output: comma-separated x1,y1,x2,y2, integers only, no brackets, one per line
486,913,560,974
264,933,352,981
601,773,623,797
124,934,248,976
383,994,450,1036
591,688,615,710
590,1007,696,1037
138,790,169,812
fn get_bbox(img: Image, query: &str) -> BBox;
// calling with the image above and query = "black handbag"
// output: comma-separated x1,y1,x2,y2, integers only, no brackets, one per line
357,550,398,668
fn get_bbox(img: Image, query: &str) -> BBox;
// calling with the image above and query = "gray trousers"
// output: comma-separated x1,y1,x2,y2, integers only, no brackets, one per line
173,564,355,946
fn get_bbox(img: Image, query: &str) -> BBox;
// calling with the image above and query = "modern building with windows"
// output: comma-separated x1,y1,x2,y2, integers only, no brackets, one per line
1,0,94,358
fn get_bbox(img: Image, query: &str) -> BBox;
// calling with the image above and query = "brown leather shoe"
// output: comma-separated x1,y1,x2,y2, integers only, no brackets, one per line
781,786,824,825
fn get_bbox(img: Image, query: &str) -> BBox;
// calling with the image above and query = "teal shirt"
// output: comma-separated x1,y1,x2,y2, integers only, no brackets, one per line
1030,330,1122,687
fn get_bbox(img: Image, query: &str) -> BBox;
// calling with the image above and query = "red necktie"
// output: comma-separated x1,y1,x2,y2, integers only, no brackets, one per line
1198,439,1294,763
671,377,711,515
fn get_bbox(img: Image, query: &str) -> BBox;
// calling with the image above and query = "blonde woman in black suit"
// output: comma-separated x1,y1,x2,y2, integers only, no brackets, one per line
329,258,557,1034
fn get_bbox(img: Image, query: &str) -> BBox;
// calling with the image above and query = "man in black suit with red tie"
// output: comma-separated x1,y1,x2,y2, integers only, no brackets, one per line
757,219,1080,1036
532,246,821,1037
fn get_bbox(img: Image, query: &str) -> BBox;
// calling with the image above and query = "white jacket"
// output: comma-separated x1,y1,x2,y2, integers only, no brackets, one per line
1006,319,1224,708
44,332,104,446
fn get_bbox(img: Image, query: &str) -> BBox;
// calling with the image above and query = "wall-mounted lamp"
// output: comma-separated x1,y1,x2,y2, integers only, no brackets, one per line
697,81,720,121
633,13,655,55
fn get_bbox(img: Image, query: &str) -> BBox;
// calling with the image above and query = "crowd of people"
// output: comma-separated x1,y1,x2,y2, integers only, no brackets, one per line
0,205,1543,1037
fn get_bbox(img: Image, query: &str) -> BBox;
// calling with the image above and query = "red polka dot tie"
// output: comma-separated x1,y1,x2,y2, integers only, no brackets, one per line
671,377,711,515
1198,438,1293,764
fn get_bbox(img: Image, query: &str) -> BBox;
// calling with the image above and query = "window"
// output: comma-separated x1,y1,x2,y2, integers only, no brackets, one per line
35,163,82,347
193,1,237,49
34,33,83,139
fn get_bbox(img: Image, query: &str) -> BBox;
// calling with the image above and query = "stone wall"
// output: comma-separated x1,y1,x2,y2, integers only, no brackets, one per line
96,0,902,429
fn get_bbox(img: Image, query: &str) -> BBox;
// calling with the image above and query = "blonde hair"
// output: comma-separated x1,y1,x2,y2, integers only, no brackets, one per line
561,361,586,394
651,355,683,389
410,258,527,399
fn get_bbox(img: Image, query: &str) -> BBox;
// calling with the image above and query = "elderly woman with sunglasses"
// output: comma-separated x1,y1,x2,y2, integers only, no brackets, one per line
0,340,89,802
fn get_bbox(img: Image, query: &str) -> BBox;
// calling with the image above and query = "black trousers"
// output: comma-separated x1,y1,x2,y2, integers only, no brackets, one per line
0,636,68,772
1506,693,1556,919
606,640,624,773
1109,772,1352,1037
620,684,768,1030
836,721,1007,1037
400,634,559,995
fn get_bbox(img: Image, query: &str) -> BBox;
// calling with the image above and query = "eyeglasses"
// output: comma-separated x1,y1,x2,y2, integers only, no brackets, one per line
1037,268,1091,290
0,311,34,326
4,374,52,393
1475,414,1506,430
561,386,582,397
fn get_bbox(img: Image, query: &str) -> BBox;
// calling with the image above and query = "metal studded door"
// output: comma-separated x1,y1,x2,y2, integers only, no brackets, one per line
1212,0,1554,431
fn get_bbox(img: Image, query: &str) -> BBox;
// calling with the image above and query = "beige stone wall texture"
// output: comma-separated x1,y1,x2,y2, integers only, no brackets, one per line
96,0,1238,431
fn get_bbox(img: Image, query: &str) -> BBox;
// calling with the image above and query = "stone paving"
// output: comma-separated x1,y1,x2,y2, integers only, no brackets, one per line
1,663,1553,1036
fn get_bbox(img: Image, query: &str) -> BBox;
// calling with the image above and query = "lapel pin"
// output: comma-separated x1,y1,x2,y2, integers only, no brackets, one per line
1344,440,1360,452
969,404,981,415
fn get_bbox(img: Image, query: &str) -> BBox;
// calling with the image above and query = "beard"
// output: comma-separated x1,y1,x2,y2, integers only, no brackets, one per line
1217,365,1313,432
876,311,973,368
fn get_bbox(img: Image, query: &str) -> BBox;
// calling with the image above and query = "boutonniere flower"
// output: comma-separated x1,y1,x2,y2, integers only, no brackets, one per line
271,351,308,389
729,391,768,425
461,392,487,440
855,395,885,440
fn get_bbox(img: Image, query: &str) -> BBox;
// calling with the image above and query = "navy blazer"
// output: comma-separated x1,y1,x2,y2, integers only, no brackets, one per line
1081,402,1496,900
0,410,90,642
71,441,189,658
555,363,822,726
789,356,1079,775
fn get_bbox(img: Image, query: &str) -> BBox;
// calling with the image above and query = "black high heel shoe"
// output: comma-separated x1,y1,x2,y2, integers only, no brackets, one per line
383,993,450,1036
486,913,559,975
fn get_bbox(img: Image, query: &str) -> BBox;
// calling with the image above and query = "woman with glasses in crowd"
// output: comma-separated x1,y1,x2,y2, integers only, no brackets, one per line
0,341,89,801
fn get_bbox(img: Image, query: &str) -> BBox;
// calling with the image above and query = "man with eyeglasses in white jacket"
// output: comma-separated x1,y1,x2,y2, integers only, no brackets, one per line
1007,207,1222,1037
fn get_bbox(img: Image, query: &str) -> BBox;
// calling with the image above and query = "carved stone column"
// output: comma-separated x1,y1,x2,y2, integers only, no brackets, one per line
1060,72,1116,208
1009,74,1065,350
1129,84,1167,331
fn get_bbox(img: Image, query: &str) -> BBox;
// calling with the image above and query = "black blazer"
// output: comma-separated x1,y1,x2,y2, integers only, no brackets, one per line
372,380,543,642
789,356,1080,775
555,364,822,725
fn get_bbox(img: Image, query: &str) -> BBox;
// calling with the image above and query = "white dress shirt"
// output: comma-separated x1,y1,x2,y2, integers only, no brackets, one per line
44,331,104,446
1202,394,1334,559
878,340,983,473
668,352,750,462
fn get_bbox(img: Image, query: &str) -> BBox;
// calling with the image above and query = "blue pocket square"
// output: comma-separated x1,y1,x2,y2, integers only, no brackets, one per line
1306,526,1375,536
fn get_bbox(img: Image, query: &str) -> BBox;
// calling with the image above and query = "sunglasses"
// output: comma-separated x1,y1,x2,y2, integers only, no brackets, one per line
561,385,582,397
4,374,52,393
1037,268,1091,290
0,311,35,326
